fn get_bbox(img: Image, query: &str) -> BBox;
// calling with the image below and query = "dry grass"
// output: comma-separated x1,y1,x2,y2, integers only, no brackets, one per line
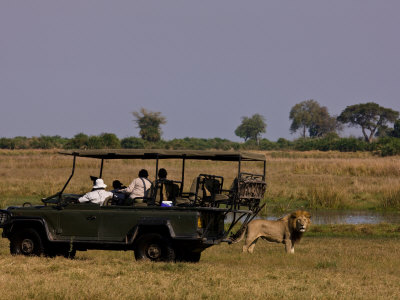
0,234,399,299
1,150,400,299
0,150,262,206
1,150,400,212
264,151,400,212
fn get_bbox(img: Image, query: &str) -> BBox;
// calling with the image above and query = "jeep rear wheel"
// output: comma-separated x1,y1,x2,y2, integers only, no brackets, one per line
134,233,175,262
10,229,44,256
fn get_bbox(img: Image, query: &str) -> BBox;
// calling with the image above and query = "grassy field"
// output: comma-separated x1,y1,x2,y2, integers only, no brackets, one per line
0,150,400,299
1,149,399,212
0,226,399,299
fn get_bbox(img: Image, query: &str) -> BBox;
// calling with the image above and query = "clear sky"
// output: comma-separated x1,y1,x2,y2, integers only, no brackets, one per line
1,1,399,141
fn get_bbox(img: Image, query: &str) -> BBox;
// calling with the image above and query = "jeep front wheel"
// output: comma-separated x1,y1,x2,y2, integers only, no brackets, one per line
134,233,175,262
10,229,44,256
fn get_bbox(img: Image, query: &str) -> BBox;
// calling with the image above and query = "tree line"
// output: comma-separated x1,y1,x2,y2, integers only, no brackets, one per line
1,101,399,156
234,100,399,143
1,133,400,157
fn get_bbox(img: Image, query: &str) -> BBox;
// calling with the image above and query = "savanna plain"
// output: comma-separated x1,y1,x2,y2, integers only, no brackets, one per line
0,150,400,299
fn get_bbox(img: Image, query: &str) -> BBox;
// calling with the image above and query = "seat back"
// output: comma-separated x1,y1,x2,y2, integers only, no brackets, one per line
191,174,224,206
235,173,266,209
153,179,181,205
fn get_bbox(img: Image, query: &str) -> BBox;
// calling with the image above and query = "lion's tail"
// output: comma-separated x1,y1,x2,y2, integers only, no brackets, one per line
229,226,247,244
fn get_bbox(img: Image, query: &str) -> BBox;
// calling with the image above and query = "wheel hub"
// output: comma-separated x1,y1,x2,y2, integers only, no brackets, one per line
21,238,34,254
147,243,161,259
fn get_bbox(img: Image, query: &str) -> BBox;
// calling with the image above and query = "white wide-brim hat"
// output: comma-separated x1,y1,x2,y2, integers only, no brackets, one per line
93,178,107,189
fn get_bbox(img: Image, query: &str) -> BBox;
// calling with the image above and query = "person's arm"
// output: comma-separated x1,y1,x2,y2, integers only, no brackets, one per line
119,178,137,194
78,193,90,203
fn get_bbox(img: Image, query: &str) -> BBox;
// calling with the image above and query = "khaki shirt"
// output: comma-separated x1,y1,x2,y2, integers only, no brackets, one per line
120,177,152,199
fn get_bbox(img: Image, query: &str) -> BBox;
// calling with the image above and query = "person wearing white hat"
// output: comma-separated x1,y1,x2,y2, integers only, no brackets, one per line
78,178,113,206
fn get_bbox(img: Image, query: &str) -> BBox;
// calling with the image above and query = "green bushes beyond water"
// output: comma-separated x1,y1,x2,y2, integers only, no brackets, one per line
0,134,400,156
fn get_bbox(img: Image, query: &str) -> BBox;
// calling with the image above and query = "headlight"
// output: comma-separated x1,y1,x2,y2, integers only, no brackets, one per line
0,210,11,226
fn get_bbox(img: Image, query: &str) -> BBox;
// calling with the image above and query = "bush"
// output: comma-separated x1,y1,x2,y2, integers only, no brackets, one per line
259,139,277,150
121,137,145,149
99,133,120,148
276,138,293,149
30,135,67,149
240,140,258,150
63,133,89,149
0,137,31,149
377,137,400,156
1,133,399,156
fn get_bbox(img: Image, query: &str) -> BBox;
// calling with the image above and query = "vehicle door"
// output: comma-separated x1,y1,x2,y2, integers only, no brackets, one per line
98,206,142,241
57,203,100,241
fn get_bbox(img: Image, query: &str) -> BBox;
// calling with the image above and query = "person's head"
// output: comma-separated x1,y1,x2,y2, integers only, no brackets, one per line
112,180,123,189
93,178,107,189
158,168,167,179
138,169,149,178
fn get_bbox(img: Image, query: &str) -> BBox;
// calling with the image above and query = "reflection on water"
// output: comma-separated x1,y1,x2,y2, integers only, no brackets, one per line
226,210,400,225
264,210,400,225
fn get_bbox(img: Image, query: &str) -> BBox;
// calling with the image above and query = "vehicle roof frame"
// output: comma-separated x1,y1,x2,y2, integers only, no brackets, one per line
54,149,266,204
59,149,266,162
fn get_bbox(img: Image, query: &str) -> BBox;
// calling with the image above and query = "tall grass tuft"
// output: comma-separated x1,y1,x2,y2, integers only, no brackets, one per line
306,186,348,209
380,189,400,209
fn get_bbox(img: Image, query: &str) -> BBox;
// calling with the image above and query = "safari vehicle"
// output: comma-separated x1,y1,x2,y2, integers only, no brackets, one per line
0,149,266,262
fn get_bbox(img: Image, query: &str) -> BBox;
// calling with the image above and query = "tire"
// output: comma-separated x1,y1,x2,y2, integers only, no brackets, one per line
10,229,44,256
134,233,175,262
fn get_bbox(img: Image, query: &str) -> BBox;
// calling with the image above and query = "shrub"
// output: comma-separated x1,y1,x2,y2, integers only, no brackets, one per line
121,137,145,149
276,138,293,149
63,133,89,149
377,137,400,156
259,139,277,150
30,135,67,149
99,133,120,148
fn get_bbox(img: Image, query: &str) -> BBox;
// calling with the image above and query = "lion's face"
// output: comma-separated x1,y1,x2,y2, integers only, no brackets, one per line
291,210,311,233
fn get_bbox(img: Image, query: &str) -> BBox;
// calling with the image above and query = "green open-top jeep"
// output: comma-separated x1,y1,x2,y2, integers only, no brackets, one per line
0,149,266,262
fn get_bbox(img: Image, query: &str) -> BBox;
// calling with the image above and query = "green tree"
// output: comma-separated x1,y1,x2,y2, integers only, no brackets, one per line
99,133,120,148
289,100,338,138
30,135,67,149
337,102,399,143
132,108,167,142
121,137,145,149
234,114,266,143
309,106,341,137
389,119,400,138
379,119,400,138
64,133,89,149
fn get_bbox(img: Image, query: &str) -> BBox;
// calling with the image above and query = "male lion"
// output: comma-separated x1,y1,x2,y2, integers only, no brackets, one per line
234,210,311,254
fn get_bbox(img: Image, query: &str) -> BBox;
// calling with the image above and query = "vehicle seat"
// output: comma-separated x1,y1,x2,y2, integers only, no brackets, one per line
190,174,229,206
235,173,266,209
154,179,182,205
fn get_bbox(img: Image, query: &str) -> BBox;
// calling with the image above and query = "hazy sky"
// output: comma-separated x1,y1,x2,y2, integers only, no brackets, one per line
1,1,399,141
